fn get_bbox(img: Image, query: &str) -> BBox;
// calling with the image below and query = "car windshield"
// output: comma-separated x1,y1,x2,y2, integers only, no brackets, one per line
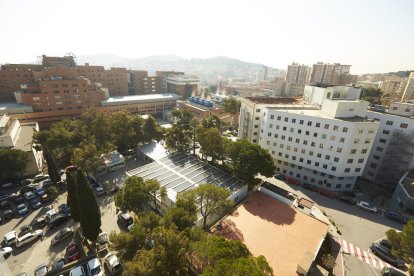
37,266,47,274
90,265,102,275
18,205,26,210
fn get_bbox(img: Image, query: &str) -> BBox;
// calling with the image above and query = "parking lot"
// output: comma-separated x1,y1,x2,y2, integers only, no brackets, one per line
0,175,125,276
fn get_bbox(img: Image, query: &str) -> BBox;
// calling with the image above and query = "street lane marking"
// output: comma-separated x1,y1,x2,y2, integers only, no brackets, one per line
356,246,363,261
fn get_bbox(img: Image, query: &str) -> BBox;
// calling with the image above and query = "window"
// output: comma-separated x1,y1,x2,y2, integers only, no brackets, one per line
317,153,322,158
386,120,393,126
299,157,304,163
268,133,272,137
343,127,348,133
367,171,374,176
373,155,380,160
316,123,320,128
337,148,342,153
323,164,328,169
324,124,330,129
293,147,298,152
311,178,315,183
299,120,304,125
376,147,383,152
345,168,350,172
334,157,339,162
358,158,364,163
292,156,296,160
278,152,282,156
325,155,331,160
301,149,306,154
313,170,317,175
280,144,284,148
330,135,336,141
350,149,357,154
309,151,314,156
255,117,259,120
332,166,336,171
307,121,312,126
273,142,277,146
368,129,374,134
383,130,390,135
357,129,363,134
267,141,270,145
277,116,281,120
361,149,368,154
254,125,259,128
370,163,377,169
315,162,320,167
305,131,309,135
285,154,289,158
284,117,289,122
253,132,258,135
353,139,360,144
401,123,408,129
311,142,315,147
270,115,274,119
333,125,339,131
355,168,361,172
288,137,293,141
336,184,342,189
379,138,387,143
339,137,345,143
283,127,287,131
295,138,300,143
313,133,318,137
281,135,285,140
298,129,302,134
290,128,294,133
347,159,353,163
33,97,40,101
292,118,296,123
256,109,260,112
274,134,278,138
307,160,311,164
303,140,308,145
276,125,280,130
319,144,324,149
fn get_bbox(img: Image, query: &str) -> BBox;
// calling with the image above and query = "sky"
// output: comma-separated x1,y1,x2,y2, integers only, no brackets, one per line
0,0,413,74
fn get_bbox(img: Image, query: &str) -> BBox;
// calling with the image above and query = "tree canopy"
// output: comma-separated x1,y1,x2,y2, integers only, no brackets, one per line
66,171,80,222
0,149,29,182
165,110,196,154
222,97,241,126
196,126,225,164
361,87,383,105
386,219,414,262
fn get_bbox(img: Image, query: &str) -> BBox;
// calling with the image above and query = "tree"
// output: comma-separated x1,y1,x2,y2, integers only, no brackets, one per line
226,139,275,189
109,111,141,153
110,226,147,261
145,179,161,212
114,176,152,213
197,127,225,164
66,171,80,222
202,114,221,130
222,97,241,127
386,220,414,261
201,256,273,276
124,226,190,276
43,148,61,184
76,170,101,242
361,87,383,105
71,140,105,174
193,184,233,229
164,206,197,231
0,149,29,181
142,116,164,143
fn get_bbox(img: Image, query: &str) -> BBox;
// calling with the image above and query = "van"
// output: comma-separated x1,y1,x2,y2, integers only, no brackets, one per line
16,230,43,247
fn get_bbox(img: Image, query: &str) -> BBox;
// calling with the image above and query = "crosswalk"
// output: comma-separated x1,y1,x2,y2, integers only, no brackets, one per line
340,239,391,270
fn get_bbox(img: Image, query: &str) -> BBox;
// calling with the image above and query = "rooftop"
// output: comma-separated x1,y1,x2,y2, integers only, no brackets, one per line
261,181,297,201
126,153,245,202
402,170,414,198
245,97,303,105
101,93,181,106
13,123,37,152
0,102,33,115
138,141,168,161
212,191,328,275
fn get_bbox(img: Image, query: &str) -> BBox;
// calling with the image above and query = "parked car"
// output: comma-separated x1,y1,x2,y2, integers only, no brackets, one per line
30,198,42,209
87,257,104,276
370,243,405,268
33,174,49,183
94,186,105,196
274,174,286,181
17,203,29,215
97,232,109,249
384,210,408,224
58,204,70,215
69,266,85,276
20,179,32,185
3,231,18,247
301,182,317,191
381,267,406,276
14,194,25,205
341,191,356,198
48,214,70,228
380,239,392,250
16,230,43,248
19,185,34,195
32,217,47,229
316,188,338,198
357,201,377,213
339,195,357,205
51,257,65,271
45,208,58,221
118,212,133,228
16,273,28,276
65,243,81,262
3,209,15,220
1,182,16,189
24,191,36,201
34,264,48,276
0,246,12,258
0,200,11,210
51,227,74,245
41,179,54,189
286,177,300,186
104,253,123,275
40,193,50,203
34,186,45,196
19,225,32,237
0,194,12,202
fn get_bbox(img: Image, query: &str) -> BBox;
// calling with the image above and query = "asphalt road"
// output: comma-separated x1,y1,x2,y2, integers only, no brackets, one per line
261,176,404,276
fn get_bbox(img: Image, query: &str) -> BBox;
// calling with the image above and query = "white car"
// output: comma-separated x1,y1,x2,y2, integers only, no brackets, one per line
97,232,109,246
3,231,18,246
16,230,43,248
17,203,28,215
87,257,104,276
0,246,13,258
70,266,86,276
24,191,36,201
104,253,123,275
45,208,58,221
357,201,377,213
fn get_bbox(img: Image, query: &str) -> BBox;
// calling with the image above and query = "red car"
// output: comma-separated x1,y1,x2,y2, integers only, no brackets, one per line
286,177,300,186
317,188,338,198
65,243,81,262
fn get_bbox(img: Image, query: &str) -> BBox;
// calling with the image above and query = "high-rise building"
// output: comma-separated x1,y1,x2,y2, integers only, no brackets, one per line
401,72,414,102
310,62,356,86
363,102,414,192
284,63,311,96
166,75,199,99
379,78,407,105
156,71,185,93
128,70,148,95
239,97,379,190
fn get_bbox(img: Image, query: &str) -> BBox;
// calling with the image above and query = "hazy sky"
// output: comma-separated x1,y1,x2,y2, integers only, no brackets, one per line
1,0,413,74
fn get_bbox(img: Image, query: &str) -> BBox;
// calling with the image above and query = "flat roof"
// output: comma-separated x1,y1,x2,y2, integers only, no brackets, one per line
13,123,37,152
101,93,181,106
402,171,414,198
0,102,33,114
212,191,328,275
138,141,168,161
245,97,303,105
126,153,245,201
261,181,297,201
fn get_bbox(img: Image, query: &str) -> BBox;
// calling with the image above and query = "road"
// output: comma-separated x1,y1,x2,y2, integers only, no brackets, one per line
260,176,403,276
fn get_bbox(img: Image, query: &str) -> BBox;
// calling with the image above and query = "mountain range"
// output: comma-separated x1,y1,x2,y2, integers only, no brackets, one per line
75,54,282,82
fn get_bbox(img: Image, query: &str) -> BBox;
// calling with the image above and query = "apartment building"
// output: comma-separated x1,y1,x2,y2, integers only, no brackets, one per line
0,64,42,102
259,77,286,94
284,63,311,96
14,65,108,112
310,62,356,86
259,100,379,190
156,71,184,93
303,85,362,105
401,72,414,102
128,70,148,95
379,78,407,105
165,75,199,99
363,102,414,191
